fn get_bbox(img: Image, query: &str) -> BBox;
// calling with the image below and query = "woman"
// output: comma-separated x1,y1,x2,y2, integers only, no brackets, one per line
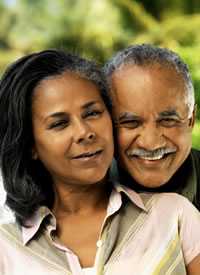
0,50,114,274
0,50,200,275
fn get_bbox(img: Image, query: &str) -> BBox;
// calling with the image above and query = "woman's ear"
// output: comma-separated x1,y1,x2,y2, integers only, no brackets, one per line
32,147,38,160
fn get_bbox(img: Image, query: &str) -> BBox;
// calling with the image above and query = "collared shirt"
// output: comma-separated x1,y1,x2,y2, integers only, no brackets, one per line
110,149,200,210
0,182,200,275
82,267,95,275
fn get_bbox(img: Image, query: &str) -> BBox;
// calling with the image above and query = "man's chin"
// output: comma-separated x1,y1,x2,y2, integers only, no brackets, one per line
132,174,171,189
139,182,167,189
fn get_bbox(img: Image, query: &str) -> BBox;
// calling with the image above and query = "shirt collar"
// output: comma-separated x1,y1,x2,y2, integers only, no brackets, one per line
22,206,56,245
22,182,147,245
113,181,147,212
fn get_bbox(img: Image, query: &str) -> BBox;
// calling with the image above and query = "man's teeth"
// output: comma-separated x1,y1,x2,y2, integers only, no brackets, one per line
128,153,166,160
127,148,176,161
139,155,164,160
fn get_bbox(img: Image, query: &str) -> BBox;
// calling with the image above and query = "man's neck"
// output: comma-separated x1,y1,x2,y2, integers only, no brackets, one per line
118,153,192,193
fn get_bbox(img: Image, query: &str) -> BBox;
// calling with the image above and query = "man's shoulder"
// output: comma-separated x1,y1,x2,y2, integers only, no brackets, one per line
191,147,200,154
191,148,200,177
191,148,200,160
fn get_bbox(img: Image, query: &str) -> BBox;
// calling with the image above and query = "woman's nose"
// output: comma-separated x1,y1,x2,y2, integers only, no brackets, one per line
77,131,96,144
74,120,96,144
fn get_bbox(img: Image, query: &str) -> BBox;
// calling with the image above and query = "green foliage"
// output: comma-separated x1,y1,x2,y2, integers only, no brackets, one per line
0,0,199,146
192,120,200,149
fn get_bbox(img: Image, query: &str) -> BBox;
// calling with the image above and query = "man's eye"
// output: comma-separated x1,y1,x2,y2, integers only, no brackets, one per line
118,120,141,129
48,120,69,130
159,118,179,127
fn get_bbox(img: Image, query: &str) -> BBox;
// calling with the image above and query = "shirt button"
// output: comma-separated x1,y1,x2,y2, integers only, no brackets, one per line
96,240,102,248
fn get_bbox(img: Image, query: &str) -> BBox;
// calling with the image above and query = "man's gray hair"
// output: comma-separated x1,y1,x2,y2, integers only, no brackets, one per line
104,44,195,118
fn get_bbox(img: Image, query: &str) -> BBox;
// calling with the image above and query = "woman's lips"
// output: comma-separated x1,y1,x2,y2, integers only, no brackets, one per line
72,149,103,160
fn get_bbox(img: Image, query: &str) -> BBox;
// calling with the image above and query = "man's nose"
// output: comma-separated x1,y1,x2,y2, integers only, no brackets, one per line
136,124,166,150
73,119,96,144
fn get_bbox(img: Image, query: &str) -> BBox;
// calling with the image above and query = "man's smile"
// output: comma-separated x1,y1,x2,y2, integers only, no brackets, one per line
126,148,177,161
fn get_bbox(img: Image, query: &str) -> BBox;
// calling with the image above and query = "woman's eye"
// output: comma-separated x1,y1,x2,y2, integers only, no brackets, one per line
118,120,141,129
48,120,68,130
84,109,103,118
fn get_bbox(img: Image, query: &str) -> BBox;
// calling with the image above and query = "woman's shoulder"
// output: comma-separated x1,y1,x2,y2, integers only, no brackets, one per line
0,218,22,245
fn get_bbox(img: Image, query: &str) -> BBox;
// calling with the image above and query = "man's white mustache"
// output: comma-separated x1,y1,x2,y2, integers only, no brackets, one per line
127,147,177,158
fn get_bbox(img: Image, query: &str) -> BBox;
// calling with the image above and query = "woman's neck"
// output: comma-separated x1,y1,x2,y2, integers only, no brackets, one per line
52,180,111,217
51,180,112,268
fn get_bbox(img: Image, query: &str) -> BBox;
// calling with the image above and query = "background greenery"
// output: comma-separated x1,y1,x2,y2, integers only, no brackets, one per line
0,0,199,148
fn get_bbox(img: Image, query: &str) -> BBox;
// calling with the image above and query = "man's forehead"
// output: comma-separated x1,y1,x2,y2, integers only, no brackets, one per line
111,63,185,87
111,64,187,103
114,107,182,119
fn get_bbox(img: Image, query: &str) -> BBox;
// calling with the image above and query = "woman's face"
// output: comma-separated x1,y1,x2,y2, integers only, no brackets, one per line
31,72,114,187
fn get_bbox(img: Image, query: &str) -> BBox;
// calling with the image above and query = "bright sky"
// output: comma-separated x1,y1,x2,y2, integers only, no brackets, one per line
4,0,16,6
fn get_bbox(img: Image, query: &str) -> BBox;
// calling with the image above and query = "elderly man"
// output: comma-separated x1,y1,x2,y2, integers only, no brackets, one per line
105,44,200,210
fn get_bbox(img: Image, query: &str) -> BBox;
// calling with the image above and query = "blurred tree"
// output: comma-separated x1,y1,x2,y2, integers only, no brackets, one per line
0,1,15,49
2,0,127,61
0,0,200,121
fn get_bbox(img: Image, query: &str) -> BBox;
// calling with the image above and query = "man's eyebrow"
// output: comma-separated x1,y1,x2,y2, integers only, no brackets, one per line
118,112,140,121
158,109,181,118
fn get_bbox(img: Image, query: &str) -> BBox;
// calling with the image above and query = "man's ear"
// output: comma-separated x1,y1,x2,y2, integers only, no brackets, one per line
190,104,197,128
189,104,197,128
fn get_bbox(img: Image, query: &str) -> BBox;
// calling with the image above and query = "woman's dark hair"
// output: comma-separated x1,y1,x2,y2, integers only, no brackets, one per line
0,49,112,226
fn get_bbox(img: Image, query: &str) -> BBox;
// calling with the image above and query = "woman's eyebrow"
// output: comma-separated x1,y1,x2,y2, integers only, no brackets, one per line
82,101,99,109
49,112,67,118
43,102,100,122
43,112,69,123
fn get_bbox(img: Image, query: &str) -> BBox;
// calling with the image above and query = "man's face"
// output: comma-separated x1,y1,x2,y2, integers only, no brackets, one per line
111,64,195,188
